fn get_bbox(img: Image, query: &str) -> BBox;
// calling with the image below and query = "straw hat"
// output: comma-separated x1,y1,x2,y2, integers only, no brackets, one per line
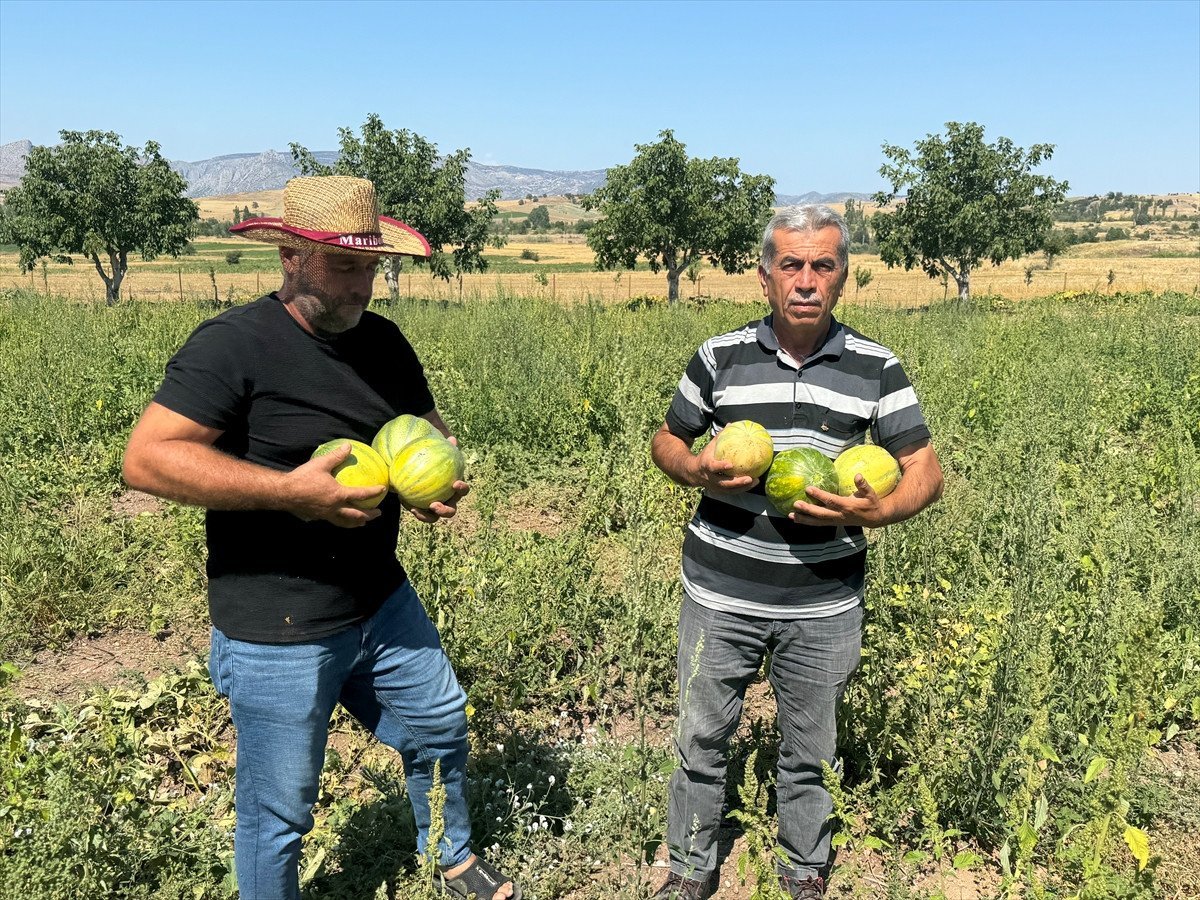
229,175,431,258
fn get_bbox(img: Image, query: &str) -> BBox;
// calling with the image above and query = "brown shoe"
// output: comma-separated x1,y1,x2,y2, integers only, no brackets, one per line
653,870,712,900
780,873,826,899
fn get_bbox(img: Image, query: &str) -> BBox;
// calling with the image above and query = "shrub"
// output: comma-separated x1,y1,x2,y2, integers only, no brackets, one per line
519,249,540,261
224,251,242,265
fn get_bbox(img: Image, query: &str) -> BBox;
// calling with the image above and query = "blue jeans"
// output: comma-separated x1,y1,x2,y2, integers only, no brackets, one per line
667,595,863,881
208,580,471,900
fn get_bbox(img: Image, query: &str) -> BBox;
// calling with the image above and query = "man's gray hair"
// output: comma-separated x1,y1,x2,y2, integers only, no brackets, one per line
760,205,850,272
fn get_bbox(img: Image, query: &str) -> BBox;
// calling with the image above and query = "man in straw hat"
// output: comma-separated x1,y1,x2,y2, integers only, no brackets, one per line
124,176,520,900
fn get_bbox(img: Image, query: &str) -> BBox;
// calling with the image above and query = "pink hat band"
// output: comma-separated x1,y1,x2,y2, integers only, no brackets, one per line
230,218,391,249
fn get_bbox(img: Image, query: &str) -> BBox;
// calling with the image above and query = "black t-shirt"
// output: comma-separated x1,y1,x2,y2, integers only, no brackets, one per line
153,294,435,643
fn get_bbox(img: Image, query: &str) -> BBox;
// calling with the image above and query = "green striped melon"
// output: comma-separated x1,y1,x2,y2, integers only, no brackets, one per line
372,414,439,468
765,448,838,515
389,436,465,509
311,439,389,509
712,420,774,478
833,444,901,498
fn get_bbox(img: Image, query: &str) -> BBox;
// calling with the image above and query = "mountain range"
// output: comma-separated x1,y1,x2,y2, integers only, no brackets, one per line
0,138,868,204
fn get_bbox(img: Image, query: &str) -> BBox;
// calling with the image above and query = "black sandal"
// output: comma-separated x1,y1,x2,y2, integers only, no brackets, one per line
437,855,523,900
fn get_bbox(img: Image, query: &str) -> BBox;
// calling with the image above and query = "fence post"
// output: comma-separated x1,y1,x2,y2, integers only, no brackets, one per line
179,268,184,301
552,273,556,300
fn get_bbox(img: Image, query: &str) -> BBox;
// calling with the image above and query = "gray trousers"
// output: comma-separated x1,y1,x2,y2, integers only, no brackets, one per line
666,595,863,881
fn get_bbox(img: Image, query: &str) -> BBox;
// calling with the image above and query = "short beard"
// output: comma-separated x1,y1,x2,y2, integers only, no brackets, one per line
286,258,368,337
291,292,358,337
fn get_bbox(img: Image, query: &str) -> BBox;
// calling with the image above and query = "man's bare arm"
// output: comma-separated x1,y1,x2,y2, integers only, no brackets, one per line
879,440,944,523
123,401,383,527
650,423,756,494
421,408,453,440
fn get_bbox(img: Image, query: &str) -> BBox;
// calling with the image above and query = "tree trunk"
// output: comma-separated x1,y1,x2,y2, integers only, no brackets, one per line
90,253,116,305
938,256,970,303
110,251,128,305
384,257,401,303
666,268,682,304
957,267,970,301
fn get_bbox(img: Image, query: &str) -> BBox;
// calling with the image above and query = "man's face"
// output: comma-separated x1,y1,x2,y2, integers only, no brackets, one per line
758,226,848,334
282,249,380,335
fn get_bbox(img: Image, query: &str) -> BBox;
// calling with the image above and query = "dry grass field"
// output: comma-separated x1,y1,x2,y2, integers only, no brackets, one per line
2,192,1196,305
193,189,284,219
492,197,603,224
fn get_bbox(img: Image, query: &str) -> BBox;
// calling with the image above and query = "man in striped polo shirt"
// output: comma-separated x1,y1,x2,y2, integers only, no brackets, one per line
650,206,943,899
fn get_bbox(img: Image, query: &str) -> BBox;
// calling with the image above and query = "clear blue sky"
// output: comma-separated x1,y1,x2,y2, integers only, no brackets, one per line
1,0,1197,195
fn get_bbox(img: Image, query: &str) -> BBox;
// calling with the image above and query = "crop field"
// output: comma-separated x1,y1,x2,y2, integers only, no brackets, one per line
1,283,1198,899
1,236,1197,307
3,192,1196,306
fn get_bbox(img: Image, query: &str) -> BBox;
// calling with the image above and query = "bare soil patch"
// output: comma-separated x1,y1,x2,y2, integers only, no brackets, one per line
10,621,209,703
576,830,1003,898
1142,738,1200,897
110,488,164,517
502,482,576,537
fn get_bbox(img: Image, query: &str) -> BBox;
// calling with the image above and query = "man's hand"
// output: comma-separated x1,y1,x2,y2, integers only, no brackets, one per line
790,441,944,528
404,435,471,524
790,473,884,527
651,422,760,494
691,438,759,494
284,443,386,527
405,479,470,524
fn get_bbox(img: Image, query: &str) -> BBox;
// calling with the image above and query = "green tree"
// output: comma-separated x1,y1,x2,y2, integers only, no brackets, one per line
291,113,500,301
843,198,873,248
871,121,1068,301
0,130,197,304
853,265,873,298
686,259,704,298
1042,229,1068,268
582,130,775,304
526,205,551,231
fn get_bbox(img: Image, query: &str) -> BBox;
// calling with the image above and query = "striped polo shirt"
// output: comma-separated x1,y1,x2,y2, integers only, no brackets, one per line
665,314,931,619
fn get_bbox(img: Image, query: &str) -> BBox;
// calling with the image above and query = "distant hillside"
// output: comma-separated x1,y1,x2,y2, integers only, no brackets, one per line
0,139,32,189
174,153,607,201
465,164,606,202
775,191,873,205
2,139,861,204
1,139,608,201
170,150,340,197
